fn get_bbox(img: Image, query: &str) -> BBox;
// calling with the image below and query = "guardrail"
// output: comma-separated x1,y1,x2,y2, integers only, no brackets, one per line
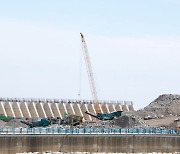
0,127,179,135
0,97,130,105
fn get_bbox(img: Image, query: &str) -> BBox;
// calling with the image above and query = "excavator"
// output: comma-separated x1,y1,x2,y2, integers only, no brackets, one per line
85,111,123,121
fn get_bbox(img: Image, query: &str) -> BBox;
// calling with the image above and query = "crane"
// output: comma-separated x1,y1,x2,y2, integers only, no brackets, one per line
80,33,100,113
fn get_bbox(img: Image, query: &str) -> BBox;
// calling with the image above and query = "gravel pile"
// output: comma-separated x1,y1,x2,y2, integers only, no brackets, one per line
0,120,6,128
137,94,180,119
126,94,180,128
114,112,149,128
5,119,28,128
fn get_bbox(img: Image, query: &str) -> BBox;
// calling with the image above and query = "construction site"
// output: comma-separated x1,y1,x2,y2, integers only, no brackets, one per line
0,33,180,153
0,94,180,153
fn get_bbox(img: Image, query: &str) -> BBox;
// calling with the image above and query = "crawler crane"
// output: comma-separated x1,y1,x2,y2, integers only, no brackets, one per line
80,33,123,121
80,33,100,113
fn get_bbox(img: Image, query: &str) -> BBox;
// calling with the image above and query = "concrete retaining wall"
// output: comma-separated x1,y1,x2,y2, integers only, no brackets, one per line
0,98,134,120
0,134,179,153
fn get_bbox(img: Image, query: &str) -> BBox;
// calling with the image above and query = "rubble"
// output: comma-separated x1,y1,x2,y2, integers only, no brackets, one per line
0,120,6,128
134,94,180,127
142,94,180,118
114,112,149,128
0,94,179,129
5,119,28,128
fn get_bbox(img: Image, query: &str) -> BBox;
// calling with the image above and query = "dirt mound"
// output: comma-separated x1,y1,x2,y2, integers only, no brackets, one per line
137,94,180,119
0,120,6,128
114,112,149,128
5,119,28,128
134,94,180,127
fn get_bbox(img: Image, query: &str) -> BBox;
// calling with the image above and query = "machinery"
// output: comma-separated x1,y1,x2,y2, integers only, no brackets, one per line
80,33,100,112
21,118,51,128
0,114,13,122
61,113,83,126
85,111,123,121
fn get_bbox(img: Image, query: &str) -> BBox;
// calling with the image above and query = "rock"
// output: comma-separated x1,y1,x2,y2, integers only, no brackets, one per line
114,112,149,128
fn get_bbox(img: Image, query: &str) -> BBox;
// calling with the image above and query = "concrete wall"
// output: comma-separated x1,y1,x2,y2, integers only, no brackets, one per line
0,134,179,153
0,98,134,120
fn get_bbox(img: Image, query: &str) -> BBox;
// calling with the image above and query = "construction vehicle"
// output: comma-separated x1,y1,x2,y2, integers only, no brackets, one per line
80,33,123,121
61,113,83,126
20,118,51,128
0,114,13,122
80,33,100,113
85,111,123,121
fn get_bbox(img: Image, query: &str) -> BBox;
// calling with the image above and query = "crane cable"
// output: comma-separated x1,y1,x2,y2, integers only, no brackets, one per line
78,41,83,98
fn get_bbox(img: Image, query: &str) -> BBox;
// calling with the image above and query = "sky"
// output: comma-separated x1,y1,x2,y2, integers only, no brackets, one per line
0,0,180,109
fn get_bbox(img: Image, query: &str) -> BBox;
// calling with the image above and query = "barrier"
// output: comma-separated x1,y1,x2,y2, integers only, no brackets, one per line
0,127,179,135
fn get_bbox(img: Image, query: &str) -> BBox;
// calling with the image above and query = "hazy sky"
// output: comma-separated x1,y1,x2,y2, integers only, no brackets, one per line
0,0,180,109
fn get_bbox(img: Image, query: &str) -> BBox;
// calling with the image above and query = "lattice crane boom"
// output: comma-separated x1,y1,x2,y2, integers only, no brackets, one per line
80,33,100,112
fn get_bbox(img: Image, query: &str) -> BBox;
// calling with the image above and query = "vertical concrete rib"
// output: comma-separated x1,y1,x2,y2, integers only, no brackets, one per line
112,104,116,111
101,103,108,113
51,103,62,118
91,103,96,113
126,102,130,111
70,103,75,115
119,105,123,111
55,103,62,118
108,104,115,112
66,103,74,115
114,103,120,111
80,103,91,121
25,102,31,118
126,101,130,111
44,103,54,118
4,102,12,117
63,103,68,113
14,102,23,117
20,102,31,118
99,103,103,113
87,103,96,114
73,103,83,117
77,103,83,117
32,102,39,118
12,102,19,117
40,103,47,118
122,101,129,111
8,102,15,117
48,103,54,117
59,103,66,118
87,103,97,121
84,103,92,120
105,104,110,113
0,101,7,116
